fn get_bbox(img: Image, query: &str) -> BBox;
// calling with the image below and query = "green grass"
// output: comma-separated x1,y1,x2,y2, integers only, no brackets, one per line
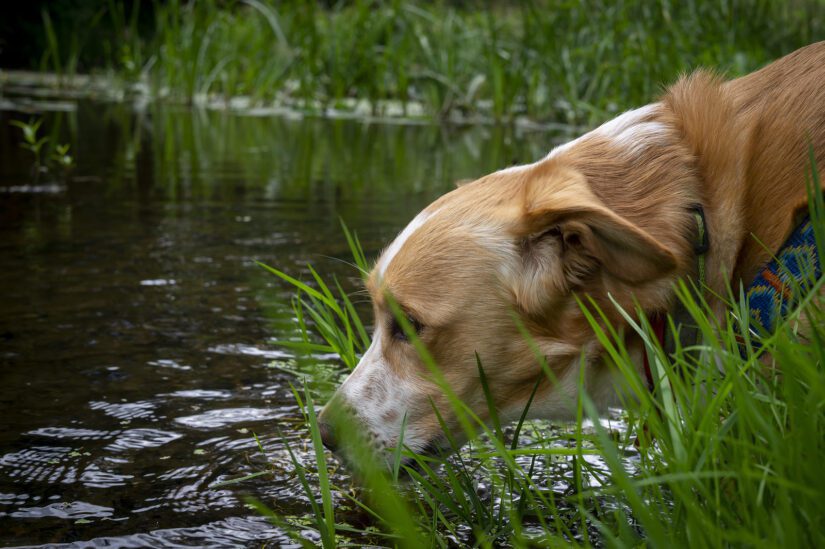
257,159,825,547
35,0,825,125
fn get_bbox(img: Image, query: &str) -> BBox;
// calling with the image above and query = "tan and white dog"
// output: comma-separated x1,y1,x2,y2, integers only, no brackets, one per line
318,43,825,458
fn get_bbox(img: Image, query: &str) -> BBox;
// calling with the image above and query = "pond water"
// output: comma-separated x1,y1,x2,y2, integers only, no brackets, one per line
0,97,574,546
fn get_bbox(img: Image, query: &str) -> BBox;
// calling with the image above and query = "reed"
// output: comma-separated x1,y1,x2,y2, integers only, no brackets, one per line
39,1,825,125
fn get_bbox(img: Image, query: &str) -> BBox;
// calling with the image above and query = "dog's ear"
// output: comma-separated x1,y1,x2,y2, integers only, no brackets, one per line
514,167,676,311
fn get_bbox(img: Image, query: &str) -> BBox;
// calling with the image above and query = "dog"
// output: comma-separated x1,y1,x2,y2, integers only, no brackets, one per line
318,42,825,460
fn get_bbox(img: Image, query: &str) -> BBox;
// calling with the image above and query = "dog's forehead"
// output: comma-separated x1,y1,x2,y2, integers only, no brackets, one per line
374,207,441,278
372,208,469,284
367,187,516,318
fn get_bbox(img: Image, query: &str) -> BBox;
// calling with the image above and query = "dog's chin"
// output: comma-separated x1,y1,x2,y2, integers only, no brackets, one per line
327,434,457,477
393,437,456,477
417,436,456,460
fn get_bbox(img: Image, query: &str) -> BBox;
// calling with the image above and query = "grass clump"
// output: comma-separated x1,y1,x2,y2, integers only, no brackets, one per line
255,162,825,547
33,0,825,125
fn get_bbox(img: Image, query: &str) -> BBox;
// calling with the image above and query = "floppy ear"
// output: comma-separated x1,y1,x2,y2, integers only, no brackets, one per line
515,167,676,310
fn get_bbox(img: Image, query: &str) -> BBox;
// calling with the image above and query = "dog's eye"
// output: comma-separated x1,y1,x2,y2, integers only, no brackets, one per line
541,226,562,239
390,314,423,342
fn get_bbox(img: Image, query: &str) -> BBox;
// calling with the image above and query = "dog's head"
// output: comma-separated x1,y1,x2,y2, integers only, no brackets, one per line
319,128,694,462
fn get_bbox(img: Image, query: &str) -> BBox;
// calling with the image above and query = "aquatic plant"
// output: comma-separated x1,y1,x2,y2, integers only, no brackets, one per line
9,118,49,172
8,117,74,181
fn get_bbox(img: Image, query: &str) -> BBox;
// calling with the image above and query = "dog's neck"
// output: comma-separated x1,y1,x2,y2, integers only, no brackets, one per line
658,74,741,316
664,58,825,308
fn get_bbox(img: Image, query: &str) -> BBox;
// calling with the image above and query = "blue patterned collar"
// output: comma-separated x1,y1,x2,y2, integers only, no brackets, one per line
746,215,822,337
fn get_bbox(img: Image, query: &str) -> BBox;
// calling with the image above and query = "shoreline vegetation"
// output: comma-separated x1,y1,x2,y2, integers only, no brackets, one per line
4,1,824,127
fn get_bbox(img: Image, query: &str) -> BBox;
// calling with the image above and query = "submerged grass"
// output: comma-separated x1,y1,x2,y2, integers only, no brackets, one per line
34,0,825,125
257,161,825,546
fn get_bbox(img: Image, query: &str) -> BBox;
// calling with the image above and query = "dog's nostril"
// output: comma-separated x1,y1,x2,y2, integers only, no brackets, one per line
318,421,337,452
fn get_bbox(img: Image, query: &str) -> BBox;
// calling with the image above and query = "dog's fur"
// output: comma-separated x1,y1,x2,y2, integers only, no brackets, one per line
319,43,825,457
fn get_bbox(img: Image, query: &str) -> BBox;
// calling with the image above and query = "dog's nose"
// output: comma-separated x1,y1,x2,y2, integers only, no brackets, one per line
318,421,337,452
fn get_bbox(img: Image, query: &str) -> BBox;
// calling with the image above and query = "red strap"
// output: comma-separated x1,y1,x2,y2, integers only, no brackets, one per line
643,314,667,391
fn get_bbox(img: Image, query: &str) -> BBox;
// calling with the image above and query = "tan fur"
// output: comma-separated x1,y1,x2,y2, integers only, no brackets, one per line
320,43,825,457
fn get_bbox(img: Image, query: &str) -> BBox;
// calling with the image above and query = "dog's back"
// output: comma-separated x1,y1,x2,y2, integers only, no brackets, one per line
728,42,825,280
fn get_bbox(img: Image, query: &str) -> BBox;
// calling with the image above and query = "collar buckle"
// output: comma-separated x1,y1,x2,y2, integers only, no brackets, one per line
690,204,709,255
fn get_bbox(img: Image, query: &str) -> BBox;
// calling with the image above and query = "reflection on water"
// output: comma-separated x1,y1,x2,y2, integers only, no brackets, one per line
0,97,569,545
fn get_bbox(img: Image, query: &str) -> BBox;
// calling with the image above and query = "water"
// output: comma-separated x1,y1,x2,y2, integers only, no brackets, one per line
0,95,572,546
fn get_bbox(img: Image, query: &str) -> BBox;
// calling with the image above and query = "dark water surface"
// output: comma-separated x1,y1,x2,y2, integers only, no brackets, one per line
0,99,565,546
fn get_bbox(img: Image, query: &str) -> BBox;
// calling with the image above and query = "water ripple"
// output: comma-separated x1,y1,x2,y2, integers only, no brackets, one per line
40,516,293,548
147,358,192,371
174,407,280,429
0,445,135,490
157,464,208,481
209,436,261,453
166,389,233,399
89,401,156,421
207,343,290,360
0,446,72,484
27,427,117,441
0,492,31,505
10,500,113,519
140,279,177,286
79,463,133,488
138,481,238,515
105,429,183,452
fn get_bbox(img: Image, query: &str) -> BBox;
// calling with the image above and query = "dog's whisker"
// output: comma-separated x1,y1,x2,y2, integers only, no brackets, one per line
315,254,370,275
